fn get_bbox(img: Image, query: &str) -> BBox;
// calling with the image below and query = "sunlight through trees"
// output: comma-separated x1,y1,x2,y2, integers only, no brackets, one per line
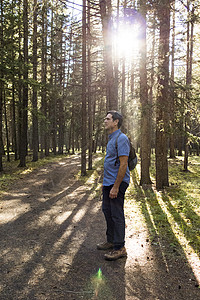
0,0,199,189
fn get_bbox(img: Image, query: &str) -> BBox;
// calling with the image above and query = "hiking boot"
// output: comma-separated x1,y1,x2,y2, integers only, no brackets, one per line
97,242,113,250
104,247,127,261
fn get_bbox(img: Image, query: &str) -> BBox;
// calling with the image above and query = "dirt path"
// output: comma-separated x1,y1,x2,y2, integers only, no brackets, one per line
0,155,199,300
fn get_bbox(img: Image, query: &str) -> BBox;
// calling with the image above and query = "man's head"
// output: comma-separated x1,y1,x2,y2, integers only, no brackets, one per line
104,110,123,133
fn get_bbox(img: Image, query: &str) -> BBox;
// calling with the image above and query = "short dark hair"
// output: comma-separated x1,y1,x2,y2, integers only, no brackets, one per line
107,110,123,128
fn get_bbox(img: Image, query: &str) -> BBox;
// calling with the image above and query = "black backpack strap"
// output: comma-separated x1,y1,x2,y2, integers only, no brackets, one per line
115,132,122,166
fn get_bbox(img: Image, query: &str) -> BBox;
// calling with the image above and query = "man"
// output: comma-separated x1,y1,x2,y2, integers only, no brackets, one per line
97,111,130,261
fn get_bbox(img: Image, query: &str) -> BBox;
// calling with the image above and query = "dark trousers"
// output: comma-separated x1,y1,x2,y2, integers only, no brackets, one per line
102,181,128,250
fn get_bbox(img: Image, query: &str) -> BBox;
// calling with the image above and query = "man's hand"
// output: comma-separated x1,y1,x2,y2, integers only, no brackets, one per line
109,186,119,199
109,155,128,199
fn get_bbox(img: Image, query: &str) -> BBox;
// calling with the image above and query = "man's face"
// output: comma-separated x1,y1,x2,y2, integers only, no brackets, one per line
104,113,118,132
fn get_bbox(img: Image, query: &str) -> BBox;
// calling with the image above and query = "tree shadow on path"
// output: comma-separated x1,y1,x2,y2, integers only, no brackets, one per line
0,157,199,300
128,172,200,300
0,155,126,300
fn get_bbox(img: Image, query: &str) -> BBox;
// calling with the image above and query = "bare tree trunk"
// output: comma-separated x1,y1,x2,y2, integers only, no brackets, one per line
0,84,3,171
11,0,18,161
87,0,93,170
139,0,152,185
99,0,117,110
12,82,17,160
71,103,75,154
169,0,176,158
149,11,156,156
184,2,194,171
58,23,64,155
81,0,87,176
0,0,4,171
4,92,10,161
41,1,49,157
17,0,23,162
121,0,126,125
155,1,170,189
121,57,127,132
177,95,184,156
32,0,39,161
58,98,64,154
67,27,74,154
19,0,29,167
114,0,119,108
49,7,56,155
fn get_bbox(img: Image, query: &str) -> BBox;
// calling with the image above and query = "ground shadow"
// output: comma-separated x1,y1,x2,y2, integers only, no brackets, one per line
162,187,200,258
0,156,127,300
0,158,199,300
129,171,200,300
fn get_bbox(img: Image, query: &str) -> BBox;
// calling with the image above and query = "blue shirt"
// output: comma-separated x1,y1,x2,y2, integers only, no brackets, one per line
103,129,130,186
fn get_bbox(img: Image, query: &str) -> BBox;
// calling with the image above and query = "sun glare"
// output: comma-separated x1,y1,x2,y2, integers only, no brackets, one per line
113,23,140,60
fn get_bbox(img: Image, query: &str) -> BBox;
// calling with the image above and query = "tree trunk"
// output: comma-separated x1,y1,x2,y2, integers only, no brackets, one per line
4,92,10,162
169,0,176,159
70,103,75,154
18,0,28,167
41,1,49,157
81,0,87,176
155,1,170,189
32,0,39,162
49,7,56,155
12,82,18,160
121,57,126,132
99,0,117,110
11,1,18,161
58,98,64,154
120,1,127,128
58,23,64,155
87,0,93,170
0,0,4,171
149,11,156,157
177,97,184,156
0,83,3,171
184,1,194,171
17,1,23,162
139,0,152,185
113,0,119,109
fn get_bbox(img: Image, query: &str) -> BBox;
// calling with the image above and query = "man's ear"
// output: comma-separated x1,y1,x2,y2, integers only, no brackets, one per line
114,119,119,127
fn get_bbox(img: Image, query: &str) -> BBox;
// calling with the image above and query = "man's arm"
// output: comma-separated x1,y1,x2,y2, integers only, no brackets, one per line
109,155,128,199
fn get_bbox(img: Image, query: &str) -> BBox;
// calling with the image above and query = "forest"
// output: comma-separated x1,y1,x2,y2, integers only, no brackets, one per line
0,0,200,190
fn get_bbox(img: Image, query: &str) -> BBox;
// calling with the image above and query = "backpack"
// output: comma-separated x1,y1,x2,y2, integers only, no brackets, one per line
115,132,138,171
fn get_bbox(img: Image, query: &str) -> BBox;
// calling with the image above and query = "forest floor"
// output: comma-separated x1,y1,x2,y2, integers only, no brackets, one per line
0,154,200,300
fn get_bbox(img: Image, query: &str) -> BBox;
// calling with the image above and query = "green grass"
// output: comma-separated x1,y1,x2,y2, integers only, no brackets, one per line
126,155,200,258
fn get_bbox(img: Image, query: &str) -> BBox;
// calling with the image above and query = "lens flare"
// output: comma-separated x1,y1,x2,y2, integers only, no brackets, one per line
84,268,113,299
97,268,102,280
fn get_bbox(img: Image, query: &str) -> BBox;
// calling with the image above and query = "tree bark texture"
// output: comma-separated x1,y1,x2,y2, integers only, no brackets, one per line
139,0,152,185
41,1,49,157
58,24,64,155
184,1,194,171
19,0,28,167
87,0,93,170
32,0,39,162
10,1,18,161
0,0,4,171
155,0,170,189
4,92,10,161
169,0,176,159
50,7,56,155
81,0,87,176
99,0,117,110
